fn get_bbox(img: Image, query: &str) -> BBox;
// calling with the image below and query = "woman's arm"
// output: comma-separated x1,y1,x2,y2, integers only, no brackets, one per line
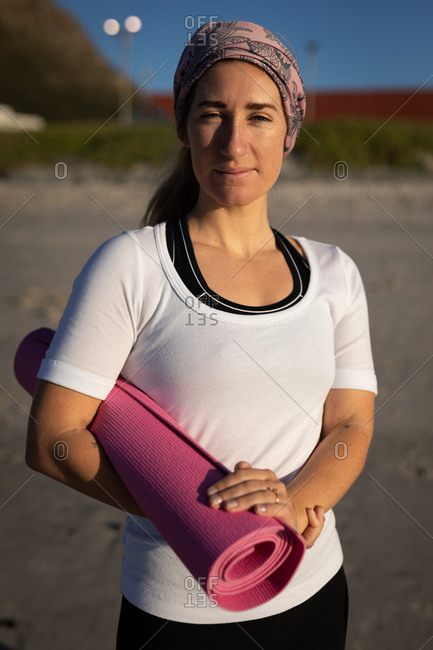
25,379,146,517
284,388,374,528
206,388,374,547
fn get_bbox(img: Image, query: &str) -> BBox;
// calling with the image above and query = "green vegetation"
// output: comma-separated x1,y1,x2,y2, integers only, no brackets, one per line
295,119,433,170
0,122,180,175
0,119,432,175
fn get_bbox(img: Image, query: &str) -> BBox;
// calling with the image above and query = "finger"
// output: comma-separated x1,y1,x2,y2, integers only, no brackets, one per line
206,467,278,501
302,506,325,549
208,482,282,511
310,505,325,526
253,502,298,531
234,460,251,471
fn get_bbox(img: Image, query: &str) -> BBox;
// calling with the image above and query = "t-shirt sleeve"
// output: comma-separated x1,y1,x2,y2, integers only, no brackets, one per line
37,231,145,399
332,250,377,394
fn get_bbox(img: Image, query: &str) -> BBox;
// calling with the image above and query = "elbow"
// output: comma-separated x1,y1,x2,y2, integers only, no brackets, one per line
25,431,56,475
25,437,45,473
25,414,60,475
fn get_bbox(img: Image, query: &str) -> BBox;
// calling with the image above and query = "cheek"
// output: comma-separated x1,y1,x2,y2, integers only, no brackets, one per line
261,131,286,170
188,130,218,175
188,137,212,184
189,125,216,150
253,118,286,153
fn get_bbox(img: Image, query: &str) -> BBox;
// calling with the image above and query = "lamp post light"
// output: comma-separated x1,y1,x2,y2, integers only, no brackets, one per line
103,16,142,125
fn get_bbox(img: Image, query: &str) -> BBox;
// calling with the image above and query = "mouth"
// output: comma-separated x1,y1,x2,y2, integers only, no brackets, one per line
214,168,255,179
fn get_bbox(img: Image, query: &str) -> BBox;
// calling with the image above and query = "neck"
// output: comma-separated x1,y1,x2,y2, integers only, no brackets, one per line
187,193,275,259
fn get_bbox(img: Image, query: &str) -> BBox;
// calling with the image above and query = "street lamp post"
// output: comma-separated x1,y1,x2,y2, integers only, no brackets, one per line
103,16,142,125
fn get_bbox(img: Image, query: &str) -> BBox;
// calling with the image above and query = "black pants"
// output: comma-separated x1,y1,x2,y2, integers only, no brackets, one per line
116,566,348,650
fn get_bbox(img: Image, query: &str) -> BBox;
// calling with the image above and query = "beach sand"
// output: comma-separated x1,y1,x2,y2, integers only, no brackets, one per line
1,165,432,649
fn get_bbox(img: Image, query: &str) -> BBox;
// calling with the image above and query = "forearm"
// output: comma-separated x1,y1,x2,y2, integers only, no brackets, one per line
286,422,373,530
26,426,146,517
206,390,374,548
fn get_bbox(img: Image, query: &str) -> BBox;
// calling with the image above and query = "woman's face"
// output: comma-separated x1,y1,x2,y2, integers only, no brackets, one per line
185,60,287,211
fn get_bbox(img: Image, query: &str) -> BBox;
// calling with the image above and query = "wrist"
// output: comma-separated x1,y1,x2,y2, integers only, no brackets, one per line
285,489,308,534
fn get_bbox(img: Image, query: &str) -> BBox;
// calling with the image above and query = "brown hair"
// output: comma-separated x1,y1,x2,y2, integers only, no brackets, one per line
141,79,200,228
141,145,199,227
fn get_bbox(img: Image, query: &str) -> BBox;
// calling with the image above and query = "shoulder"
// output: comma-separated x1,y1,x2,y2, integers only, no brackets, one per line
294,237,361,274
80,227,158,276
69,227,164,303
89,226,156,260
291,236,347,270
294,237,368,312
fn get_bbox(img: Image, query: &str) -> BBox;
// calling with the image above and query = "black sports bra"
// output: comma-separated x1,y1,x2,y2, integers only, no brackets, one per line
166,218,310,315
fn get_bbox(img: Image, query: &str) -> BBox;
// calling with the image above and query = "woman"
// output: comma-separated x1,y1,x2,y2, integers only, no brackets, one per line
26,21,377,650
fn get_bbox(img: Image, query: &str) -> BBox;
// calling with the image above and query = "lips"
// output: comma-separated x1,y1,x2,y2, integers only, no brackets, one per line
215,168,254,178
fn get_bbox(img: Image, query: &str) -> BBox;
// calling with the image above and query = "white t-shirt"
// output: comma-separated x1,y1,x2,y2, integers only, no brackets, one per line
38,223,377,623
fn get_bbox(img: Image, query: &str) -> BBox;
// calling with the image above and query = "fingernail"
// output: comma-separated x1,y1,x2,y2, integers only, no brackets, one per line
255,505,267,513
207,487,218,496
209,495,222,507
225,499,238,510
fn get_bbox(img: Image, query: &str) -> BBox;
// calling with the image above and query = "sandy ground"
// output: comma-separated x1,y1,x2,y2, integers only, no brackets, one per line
1,164,432,650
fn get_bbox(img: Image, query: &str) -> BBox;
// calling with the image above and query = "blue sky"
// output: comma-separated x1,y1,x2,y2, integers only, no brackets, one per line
56,0,433,93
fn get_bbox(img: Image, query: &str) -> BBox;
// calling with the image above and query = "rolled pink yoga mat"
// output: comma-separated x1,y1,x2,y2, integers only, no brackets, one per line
15,328,305,611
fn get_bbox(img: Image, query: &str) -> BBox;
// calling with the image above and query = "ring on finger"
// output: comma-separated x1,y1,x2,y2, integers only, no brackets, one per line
267,486,279,504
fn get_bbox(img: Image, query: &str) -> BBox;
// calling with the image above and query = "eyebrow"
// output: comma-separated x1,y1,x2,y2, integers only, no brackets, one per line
196,100,278,112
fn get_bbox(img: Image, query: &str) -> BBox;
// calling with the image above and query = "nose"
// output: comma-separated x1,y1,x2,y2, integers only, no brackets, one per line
218,118,248,159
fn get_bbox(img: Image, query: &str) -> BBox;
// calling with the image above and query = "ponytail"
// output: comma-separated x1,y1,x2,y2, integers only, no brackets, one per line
141,145,199,227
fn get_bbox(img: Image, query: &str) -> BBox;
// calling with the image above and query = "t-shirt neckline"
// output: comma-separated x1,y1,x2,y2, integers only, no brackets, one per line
154,222,319,324
172,217,308,314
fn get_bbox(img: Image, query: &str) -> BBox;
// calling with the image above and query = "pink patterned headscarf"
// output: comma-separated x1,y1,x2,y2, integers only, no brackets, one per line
173,21,306,158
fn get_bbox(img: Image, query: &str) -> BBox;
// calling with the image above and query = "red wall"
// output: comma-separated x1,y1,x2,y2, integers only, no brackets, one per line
147,90,433,122
303,90,433,122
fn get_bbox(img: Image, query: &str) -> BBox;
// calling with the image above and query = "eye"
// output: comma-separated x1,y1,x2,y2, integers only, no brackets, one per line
251,115,270,122
200,112,222,120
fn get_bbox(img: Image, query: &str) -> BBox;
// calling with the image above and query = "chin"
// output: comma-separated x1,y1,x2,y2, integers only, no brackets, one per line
204,184,266,208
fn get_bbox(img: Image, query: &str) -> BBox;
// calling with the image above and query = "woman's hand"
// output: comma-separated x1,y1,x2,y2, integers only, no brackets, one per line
206,461,325,549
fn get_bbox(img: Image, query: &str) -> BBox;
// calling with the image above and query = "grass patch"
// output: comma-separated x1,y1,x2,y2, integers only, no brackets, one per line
0,121,180,174
294,119,433,170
